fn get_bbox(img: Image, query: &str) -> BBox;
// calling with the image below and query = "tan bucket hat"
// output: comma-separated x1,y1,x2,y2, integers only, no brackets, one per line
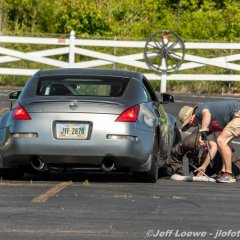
178,105,198,132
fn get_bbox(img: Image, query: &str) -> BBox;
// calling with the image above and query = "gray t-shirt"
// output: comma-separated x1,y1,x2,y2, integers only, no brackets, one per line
195,100,240,132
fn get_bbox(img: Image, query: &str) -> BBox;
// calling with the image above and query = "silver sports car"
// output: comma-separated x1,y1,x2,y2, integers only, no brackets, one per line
0,68,179,182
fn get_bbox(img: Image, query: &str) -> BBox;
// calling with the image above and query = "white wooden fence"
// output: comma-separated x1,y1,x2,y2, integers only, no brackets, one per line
1,30,240,92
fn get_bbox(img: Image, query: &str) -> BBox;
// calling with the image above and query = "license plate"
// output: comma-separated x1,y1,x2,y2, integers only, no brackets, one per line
56,122,89,139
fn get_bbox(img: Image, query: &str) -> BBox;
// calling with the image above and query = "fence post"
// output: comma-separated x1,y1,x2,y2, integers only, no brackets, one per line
161,71,167,93
69,30,75,66
160,56,167,93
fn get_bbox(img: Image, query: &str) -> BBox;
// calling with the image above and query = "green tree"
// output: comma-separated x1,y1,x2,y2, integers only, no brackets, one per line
3,0,58,34
223,0,240,41
55,0,110,36
0,0,8,32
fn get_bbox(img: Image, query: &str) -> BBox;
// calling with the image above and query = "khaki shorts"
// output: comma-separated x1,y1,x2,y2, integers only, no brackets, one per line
225,111,240,137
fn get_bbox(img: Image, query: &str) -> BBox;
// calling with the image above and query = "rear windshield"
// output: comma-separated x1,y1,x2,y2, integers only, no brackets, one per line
36,75,129,97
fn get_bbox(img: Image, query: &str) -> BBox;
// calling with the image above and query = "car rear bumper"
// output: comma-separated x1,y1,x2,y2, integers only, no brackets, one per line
0,132,154,172
0,154,152,172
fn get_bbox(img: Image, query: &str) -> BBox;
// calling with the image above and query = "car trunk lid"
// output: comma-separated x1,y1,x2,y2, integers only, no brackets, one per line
19,100,128,115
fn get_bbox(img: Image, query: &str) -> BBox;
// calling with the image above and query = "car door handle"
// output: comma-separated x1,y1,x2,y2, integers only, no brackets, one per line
154,108,160,118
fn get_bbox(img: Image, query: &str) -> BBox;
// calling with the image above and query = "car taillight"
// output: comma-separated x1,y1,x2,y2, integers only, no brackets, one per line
115,105,140,122
13,104,31,120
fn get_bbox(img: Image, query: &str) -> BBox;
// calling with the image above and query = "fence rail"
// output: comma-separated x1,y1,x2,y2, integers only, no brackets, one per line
1,31,240,92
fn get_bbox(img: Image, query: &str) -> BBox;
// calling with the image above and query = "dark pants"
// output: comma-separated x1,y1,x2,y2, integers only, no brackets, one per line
170,131,240,176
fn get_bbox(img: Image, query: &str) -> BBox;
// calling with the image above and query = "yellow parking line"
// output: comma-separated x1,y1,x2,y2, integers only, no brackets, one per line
32,181,72,203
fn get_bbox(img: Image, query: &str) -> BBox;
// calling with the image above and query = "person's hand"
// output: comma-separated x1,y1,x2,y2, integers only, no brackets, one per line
200,131,208,141
194,166,206,177
199,128,209,140
198,136,205,146
198,128,209,145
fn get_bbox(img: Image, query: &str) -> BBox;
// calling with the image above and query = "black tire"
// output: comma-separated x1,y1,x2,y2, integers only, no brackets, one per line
147,134,160,183
159,126,181,177
134,134,160,183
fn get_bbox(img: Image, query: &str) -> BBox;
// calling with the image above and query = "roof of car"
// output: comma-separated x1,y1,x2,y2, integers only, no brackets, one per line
35,68,144,80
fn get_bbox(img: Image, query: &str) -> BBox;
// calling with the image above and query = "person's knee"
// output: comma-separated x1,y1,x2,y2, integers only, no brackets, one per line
209,140,217,149
217,136,226,148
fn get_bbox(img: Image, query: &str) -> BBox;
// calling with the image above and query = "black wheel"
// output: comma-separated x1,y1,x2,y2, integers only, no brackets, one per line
147,134,160,183
134,134,160,183
144,30,185,72
159,126,181,177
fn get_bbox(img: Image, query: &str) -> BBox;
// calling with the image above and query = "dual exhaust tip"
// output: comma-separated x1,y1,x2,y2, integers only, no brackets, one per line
30,157,115,172
30,157,46,171
101,158,115,172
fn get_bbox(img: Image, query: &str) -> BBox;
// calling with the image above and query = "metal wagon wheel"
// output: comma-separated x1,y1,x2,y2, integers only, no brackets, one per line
144,30,185,72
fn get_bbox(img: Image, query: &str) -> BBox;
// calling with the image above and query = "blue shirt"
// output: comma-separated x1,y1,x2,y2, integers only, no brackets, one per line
195,100,240,132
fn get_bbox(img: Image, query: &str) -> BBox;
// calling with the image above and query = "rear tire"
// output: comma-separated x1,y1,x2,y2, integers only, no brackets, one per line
159,126,181,177
146,134,160,183
134,135,160,183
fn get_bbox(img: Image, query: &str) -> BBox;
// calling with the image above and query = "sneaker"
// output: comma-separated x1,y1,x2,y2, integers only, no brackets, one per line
217,172,236,183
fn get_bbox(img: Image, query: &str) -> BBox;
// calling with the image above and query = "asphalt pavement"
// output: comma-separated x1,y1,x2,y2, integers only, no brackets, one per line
0,173,240,240
0,92,240,240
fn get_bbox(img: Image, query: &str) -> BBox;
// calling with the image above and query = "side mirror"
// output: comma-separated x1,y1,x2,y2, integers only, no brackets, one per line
9,90,21,100
160,93,174,103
